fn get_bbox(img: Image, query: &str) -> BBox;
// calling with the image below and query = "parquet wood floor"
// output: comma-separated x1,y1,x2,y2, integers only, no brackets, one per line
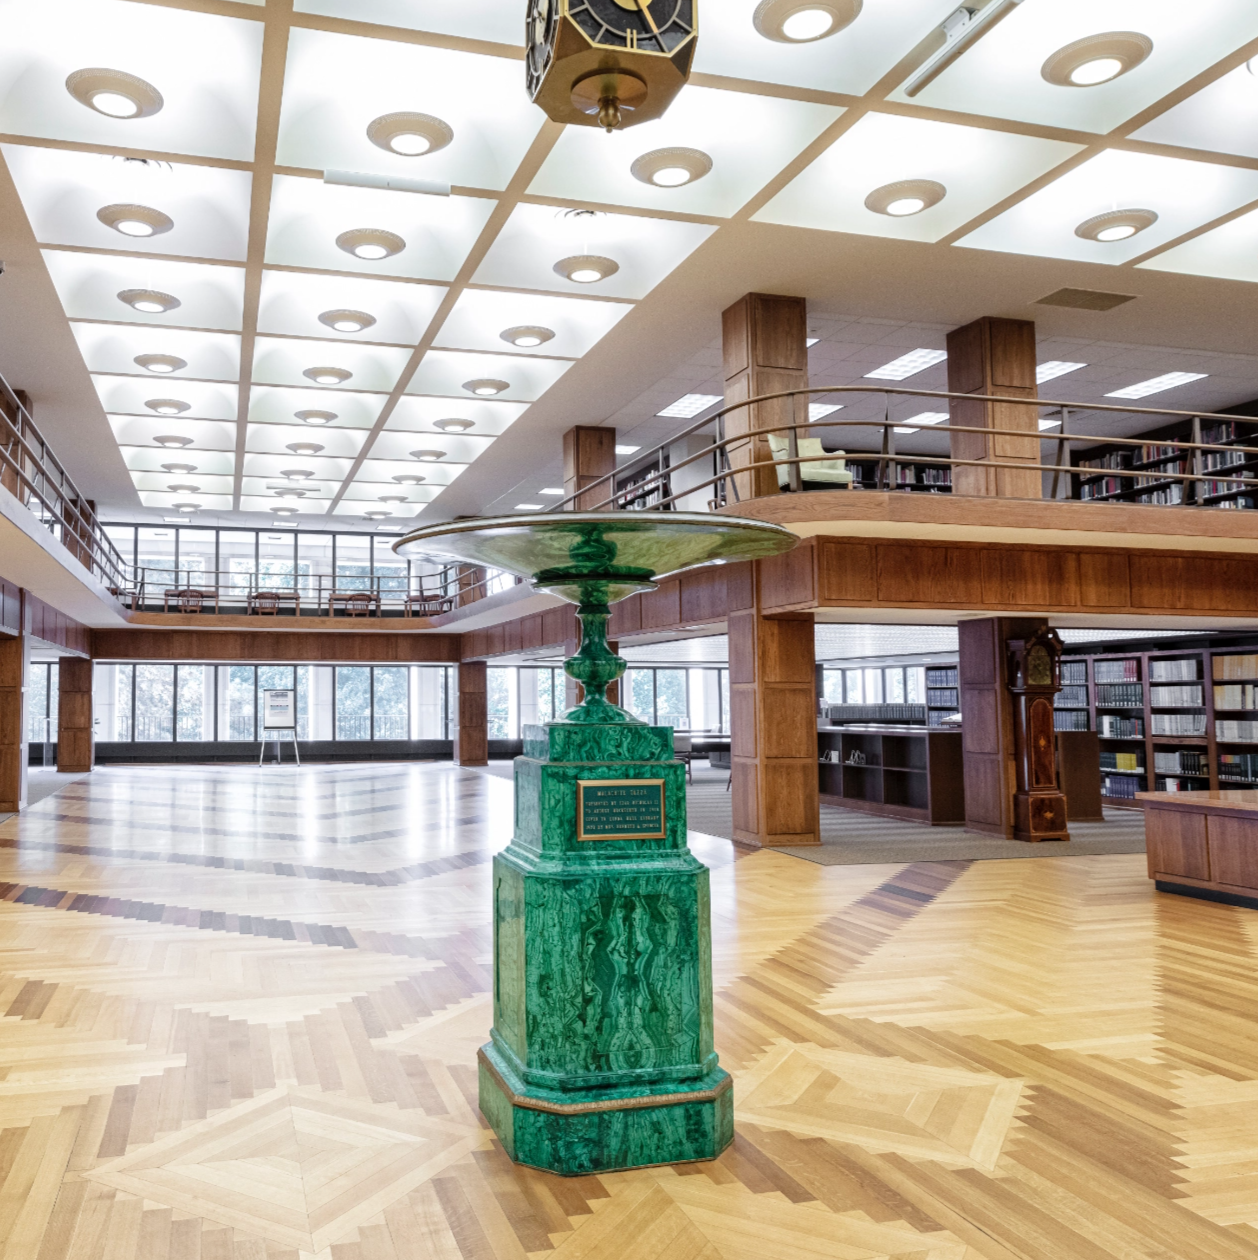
0,764,1255,1258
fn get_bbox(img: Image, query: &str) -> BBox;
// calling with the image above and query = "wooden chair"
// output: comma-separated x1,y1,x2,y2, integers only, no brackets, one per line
404,587,455,617
766,433,853,491
164,588,210,614
343,591,375,617
249,591,281,615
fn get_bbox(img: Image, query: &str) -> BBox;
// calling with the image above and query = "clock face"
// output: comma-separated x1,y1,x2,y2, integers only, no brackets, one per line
568,0,696,56
526,0,562,100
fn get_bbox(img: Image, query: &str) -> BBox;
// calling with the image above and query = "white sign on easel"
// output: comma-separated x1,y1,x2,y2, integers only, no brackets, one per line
259,689,300,765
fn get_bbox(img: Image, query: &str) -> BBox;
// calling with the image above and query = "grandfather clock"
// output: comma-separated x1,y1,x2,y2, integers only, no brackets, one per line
1007,628,1070,842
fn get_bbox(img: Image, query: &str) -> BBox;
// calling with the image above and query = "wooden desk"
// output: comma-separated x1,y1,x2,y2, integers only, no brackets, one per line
1139,789,1258,909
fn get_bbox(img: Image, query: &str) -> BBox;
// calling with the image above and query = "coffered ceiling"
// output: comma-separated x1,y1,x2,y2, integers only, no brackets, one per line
2,0,1258,533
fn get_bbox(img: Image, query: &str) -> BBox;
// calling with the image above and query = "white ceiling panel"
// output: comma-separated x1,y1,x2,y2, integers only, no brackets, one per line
891,0,1258,133
366,430,485,465
695,0,959,96
94,376,238,421
108,415,236,451
0,0,263,160
241,451,353,478
73,324,241,382
256,271,445,345
138,491,233,511
959,148,1258,263
237,497,330,518
277,29,544,193
239,476,340,498
247,385,384,430
250,336,413,393
43,251,246,332
1140,205,1258,283
132,470,235,495
121,446,235,477
435,290,631,359
265,175,495,282
403,348,570,403
330,500,430,520
472,203,716,300
755,113,1081,242
291,0,521,45
1133,62,1258,159
386,395,526,437
529,86,842,218
243,425,366,459
3,145,252,261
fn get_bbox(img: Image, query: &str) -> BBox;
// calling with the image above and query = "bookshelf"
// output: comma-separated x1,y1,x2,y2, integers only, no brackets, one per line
816,725,963,824
925,666,960,727
845,458,953,493
1053,659,1090,732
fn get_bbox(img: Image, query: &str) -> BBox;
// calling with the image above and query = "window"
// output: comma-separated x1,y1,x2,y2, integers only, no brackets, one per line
626,669,654,724
885,667,905,704
487,668,516,739
906,667,925,704
336,667,371,740
413,666,451,738
863,668,884,704
134,664,175,741
176,664,207,740
373,537,407,596
337,535,371,594
178,529,216,589
298,533,335,606
258,532,296,591
845,670,863,704
655,669,689,728
137,528,177,592
223,665,256,740
621,668,724,729
219,531,256,606
28,662,57,744
373,667,408,739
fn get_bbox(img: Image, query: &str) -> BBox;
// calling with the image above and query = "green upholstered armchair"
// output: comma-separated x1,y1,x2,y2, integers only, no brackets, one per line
766,433,854,490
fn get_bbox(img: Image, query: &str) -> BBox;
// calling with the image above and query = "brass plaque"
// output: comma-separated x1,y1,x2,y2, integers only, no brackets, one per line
577,779,666,841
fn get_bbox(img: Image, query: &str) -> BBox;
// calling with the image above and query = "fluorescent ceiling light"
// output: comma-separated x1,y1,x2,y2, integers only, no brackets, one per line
515,503,543,510
1036,360,1087,384
806,338,820,348
540,487,565,495
1038,417,1062,431
894,411,949,434
615,445,641,455
809,404,843,421
657,393,722,418
864,349,947,380
1105,372,1207,399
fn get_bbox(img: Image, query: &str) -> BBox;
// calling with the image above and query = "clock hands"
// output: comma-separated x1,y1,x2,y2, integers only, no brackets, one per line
633,0,667,51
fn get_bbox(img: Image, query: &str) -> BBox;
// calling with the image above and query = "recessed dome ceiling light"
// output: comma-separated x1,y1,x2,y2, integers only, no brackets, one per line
434,417,475,433
118,288,180,314
154,434,193,448
97,203,173,239
166,483,200,495
303,366,352,385
501,325,555,349
161,462,197,475
271,506,299,516
135,353,186,374
281,468,314,481
147,398,189,415
295,409,336,424
1042,32,1153,88
378,493,408,503
173,501,200,514
274,487,306,499
1075,208,1158,243
286,441,324,455
365,509,392,520
318,308,376,334
463,378,508,396
393,473,426,484
410,449,446,462
554,254,619,284
753,0,860,43
367,111,454,157
864,179,947,217
66,68,163,119
336,228,405,261
630,147,713,188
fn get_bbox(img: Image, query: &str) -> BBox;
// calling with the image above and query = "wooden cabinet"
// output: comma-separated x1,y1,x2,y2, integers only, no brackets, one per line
817,725,963,825
1141,791,1258,907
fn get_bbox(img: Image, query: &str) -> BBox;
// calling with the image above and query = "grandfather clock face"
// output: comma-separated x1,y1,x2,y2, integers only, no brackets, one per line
1027,644,1053,688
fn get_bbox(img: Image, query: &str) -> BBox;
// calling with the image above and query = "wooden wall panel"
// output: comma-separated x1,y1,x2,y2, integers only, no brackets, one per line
57,656,94,774
0,580,20,637
759,538,816,612
27,594,89,657
0,606,26,813
93,630,460,663
453,661,488,767
819,542,873,603
980,550,1078,609
679,569,726,625
1145,809,1210,881
1079,552,1131,607
563,426,617,510
610,595,642,638
640,581,681,631
875,546,985,606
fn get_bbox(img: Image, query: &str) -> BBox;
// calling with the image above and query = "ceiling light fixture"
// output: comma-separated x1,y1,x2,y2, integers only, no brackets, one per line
335,228,406,261
630,147,713,188
434,418,475,433
378,493,408,503
411,449,446,462
1036,360,1088,384
66,68,163,119
1105,372,1208,400
753,0,861,43
318,309,376,334
1038,417,1062,431
895,410,949,433
161,462,197,475
303,366,353,386
134,353,186,374
280,469,314,481
1042,32,1153,88
904,0,1027,98
554,255,619,284
274,487,306,499
864,348,947,381
118,288,180,314
166,482,200,494
1075,208,1158,243
393,473,426,484
286,441,324,455
657,394,722,419
501,325,555,348
365,509,392,520
615,444,640,455
864,179,947,217
97,203,173,238
809,403,843,421
172,501,200,514
295,409,336,425
463,378,508,396
271,506,299,516
147,398,189,415
540,487,565,495
366,111,454,157
515,504,543,511
154,434,193,448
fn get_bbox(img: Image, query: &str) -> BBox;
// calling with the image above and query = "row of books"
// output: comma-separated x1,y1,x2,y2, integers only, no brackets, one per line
1201,449,1248,471
1149,685,1203,707
1061,661,1087,685
1151,713,1207,735
1098,715,1144,738
1102,775,1140,799
925,668,958,688
1095,660,1140,683
1053,710,1089,732
1053,686,1089,709
1156,778,1207,792
1219,751,1258,781
1154,749,1208,775
1132,485,1185,506
1100,751,1143,772
926,689,958,707
1216,720,1258,742
1214,654,1258,680
1214,683,1258,710
1096,683,1143,706
1149,659,1198,682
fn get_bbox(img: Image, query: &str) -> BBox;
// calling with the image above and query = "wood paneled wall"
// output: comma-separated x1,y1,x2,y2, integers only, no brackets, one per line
563,426,617,510
0,607,26,813
28,593,89,656
947,316,1040,499
454,661,488,767
92,630,461,663
0,580,19,638
461,604,579,662
57,656,94,774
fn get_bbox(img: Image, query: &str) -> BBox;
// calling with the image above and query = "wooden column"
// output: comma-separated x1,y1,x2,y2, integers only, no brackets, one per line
454,660,488,766
456,565,487,608
57,657,94,774
0,604,28,813
946,316,1040,498
959,617,1057,838
722,293,808,502
563,426,617,510
728,561,819,847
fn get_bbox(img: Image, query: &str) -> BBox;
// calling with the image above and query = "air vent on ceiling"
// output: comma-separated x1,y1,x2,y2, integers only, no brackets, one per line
1035,288,1137,311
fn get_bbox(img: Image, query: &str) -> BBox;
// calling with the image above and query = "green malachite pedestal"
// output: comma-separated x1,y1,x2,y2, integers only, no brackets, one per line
395,512,798,1175
479,721,733,1176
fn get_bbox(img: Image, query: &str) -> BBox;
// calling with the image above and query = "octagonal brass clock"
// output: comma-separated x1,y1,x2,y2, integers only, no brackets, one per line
526,0,698,131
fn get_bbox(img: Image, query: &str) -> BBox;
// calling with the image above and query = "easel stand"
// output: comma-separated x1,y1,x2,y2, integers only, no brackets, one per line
259,729,301,766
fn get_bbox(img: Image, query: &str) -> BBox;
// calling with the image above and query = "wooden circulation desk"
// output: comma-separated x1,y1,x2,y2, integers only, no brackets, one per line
1140,789,1258,909
817,725,964,825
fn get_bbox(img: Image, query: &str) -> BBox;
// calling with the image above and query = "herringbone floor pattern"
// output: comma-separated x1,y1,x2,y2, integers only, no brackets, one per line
0,763,1253,1258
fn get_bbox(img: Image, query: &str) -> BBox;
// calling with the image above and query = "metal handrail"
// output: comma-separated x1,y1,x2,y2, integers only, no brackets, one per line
0,372,132,592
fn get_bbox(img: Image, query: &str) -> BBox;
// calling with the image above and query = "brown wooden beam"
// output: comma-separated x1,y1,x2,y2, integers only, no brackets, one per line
57,656,94,774
92,629,461,663
454,660,488,766
563,426,617,510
